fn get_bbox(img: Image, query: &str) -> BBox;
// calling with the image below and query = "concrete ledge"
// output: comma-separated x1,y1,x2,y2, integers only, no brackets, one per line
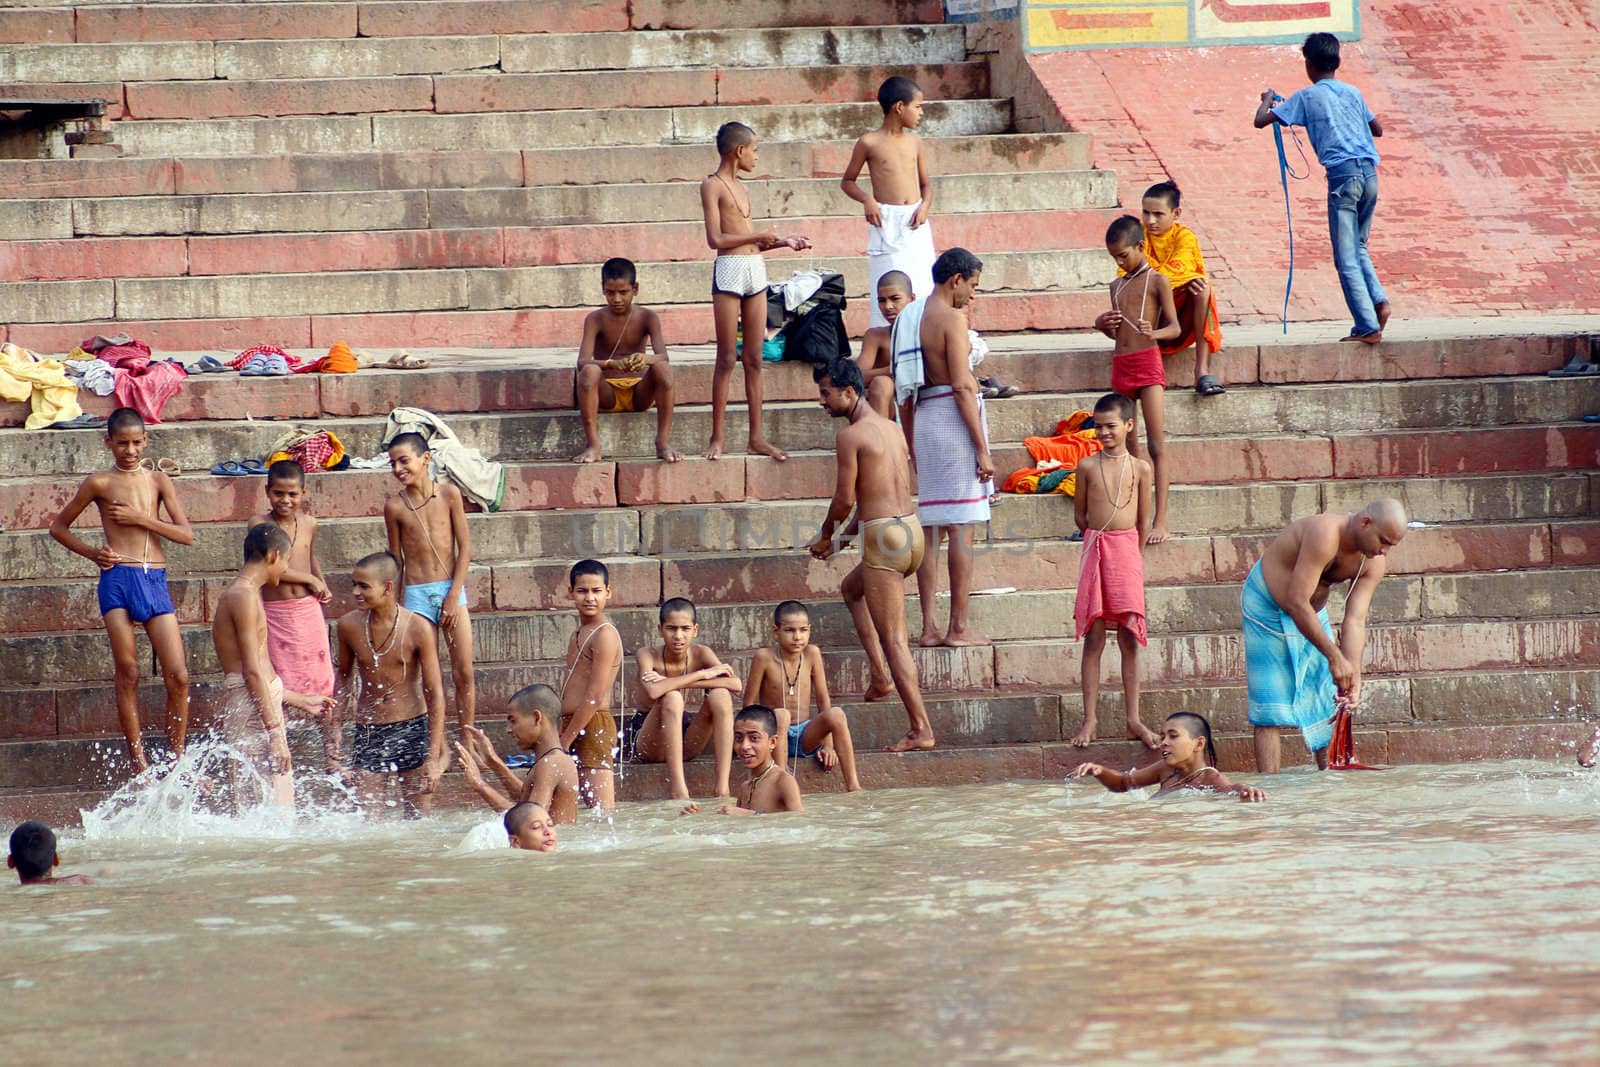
501,23,964,73
125,76,434,120
214,35,498,80
357,0,627,37
0,40,215,82
76,3,357,43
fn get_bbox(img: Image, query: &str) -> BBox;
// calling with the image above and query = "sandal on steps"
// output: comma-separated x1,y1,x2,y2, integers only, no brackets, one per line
1195,374,1227,397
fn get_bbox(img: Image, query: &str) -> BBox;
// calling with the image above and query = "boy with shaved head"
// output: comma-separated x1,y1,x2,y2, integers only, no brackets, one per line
1243,499,1408,773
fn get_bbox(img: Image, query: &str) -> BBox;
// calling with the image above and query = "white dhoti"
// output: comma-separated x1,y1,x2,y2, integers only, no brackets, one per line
913,385,994,527
868,202,936,328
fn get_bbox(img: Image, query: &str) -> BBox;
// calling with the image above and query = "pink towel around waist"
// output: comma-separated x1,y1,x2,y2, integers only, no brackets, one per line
263,595,334,698
1074,526,1148,645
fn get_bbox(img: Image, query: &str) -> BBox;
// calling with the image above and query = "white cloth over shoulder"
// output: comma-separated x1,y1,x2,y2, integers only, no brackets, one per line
381,406,507,512
890,295,929,409
867,202,936,328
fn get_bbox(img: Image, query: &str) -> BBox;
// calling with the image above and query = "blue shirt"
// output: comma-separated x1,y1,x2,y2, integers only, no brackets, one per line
1273,78,1379,171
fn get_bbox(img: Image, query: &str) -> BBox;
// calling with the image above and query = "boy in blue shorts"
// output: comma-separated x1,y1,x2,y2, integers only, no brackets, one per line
49,406,194,775
1254,31,1390,344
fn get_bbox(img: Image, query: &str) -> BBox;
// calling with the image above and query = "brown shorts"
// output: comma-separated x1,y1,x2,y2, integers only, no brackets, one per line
861,515,925,576
564,710,618,772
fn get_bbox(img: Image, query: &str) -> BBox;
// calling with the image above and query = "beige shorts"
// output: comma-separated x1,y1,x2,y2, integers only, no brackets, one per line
861,515,926,576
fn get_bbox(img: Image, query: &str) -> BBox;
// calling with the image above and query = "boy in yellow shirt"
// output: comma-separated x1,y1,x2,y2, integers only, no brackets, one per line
1139,182,1225,398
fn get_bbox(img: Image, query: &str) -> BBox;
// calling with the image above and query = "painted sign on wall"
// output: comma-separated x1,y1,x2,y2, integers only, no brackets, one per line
945,0,1021,21
1023,0,1358,51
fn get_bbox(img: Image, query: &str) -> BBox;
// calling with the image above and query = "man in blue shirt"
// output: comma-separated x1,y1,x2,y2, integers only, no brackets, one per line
1255,32,1389,344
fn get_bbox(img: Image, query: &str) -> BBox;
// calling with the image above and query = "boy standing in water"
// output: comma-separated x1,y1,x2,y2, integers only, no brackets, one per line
334,551,449,817
855,270,914,418
250,460,338,769
383,431,476,733
745,600,862,790
633,597,740,802
454,683,581,825
841,76,935,325
1095,216,1180,545
1138,182,1226,397
572,257,678,465
212,523,334,807
699,120,811,462
49,406,193,775
1255,32,1389,344
1070,394,1158,750
682,705,804,816
560,559,625,811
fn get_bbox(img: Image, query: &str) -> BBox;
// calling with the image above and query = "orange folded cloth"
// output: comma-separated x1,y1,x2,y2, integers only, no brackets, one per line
293,340,359,374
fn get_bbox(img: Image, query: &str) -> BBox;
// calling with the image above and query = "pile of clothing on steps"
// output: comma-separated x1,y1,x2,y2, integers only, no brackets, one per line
344,407,506,512
0,342,88,429
1002,411,1103,496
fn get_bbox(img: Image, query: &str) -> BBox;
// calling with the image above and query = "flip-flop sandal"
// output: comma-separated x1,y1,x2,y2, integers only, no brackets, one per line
211,461,249,476
1549,355,1599,378
238,354,270,377
191,355,229,373
1583,413,1600,423
1195,374,1227,397
384,351,430,370
156,458,181,475
48,413,108,429
982,376,1020,398
240,459,268,474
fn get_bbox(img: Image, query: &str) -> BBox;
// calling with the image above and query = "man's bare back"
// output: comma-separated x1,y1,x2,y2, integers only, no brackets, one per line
213,582,268,679
841,415,916,522
1261,513,1373,612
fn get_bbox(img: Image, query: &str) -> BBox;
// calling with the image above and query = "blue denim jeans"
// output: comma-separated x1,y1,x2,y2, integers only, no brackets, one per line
1326,162,1387,336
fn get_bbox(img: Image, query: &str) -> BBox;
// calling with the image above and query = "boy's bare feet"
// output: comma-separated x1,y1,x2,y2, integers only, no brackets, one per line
942,628,990,647
1146,522,1170,545
1069,720,1097,748
1376,300,1392,330
748,438,788,462
1578,730,1599,768
572,445,603,464
656,441,681,463
1357,331,1383,345
918,629,944,647
862,681,895,702
704,437,724,461
885,730,936,752
1129,721,1160,749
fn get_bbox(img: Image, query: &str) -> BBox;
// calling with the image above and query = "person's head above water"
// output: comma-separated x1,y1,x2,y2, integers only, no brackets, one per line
1163,712,1219,770
1352,498,1408,558
8,821,58,883
733,705,780,770
504,802,558,852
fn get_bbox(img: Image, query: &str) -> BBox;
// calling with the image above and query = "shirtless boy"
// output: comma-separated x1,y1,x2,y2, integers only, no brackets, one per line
504,802,559,852
855,270,914,418
454,683,580,825
8,822,92,886
560,559,625,811
212,523,334,808
841,76,935,325
633,597,739,801
1071,394,1158,750
1095,215,1181,544
1243,500,1408,773
900,248,995,648
573,257,678,465
383,431,476,732
333,551,449,816
700,120,811,462
809,357,935,752
745,600,862,790
681,705,804,816
49,406,193,774
251,459,338,769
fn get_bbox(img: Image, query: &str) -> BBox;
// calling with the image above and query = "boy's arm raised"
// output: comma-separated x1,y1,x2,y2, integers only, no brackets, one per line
560,626,622,748
49,477,116,567
838,138,882,227
452,738,513,812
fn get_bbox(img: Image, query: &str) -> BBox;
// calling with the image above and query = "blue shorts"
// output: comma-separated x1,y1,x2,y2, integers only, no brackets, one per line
403,580,466,625
97,564,175,623
788,721,823,760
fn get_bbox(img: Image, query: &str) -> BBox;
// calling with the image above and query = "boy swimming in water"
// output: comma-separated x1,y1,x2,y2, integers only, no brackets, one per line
48,406,194,775
333,551,449,817
681,705,804,816
384,431,476,732
504,802,559,852
633,597,740,801
8,821,92,886
455,683,581,825
1072,712,1267,802
744,600,862,789
560,559,625,811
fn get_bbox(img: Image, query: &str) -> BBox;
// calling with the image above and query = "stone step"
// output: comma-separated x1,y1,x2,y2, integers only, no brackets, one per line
3,209,1121,283
15,169,1110,243
0,248,1104,325
5,367,1591,462
0,134,1092,199
105,97,1012,158
0,289,1112,351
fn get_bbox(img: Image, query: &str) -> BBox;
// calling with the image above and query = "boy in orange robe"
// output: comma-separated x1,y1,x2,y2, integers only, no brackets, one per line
1140,181,1225,397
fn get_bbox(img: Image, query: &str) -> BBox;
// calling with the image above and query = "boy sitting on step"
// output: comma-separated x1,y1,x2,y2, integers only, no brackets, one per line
572,257,678,465
1139,182,1226,397
454,683,581,825
855,270,914,419
745,600,862,790
681,705,804,816
632,597,740,801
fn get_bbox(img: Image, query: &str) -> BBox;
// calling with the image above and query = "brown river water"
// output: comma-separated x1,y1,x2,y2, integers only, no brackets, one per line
4,758,1598,1065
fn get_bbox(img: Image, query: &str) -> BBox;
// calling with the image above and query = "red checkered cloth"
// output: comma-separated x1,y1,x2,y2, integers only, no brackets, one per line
229,344,303,372
286,432,337,472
